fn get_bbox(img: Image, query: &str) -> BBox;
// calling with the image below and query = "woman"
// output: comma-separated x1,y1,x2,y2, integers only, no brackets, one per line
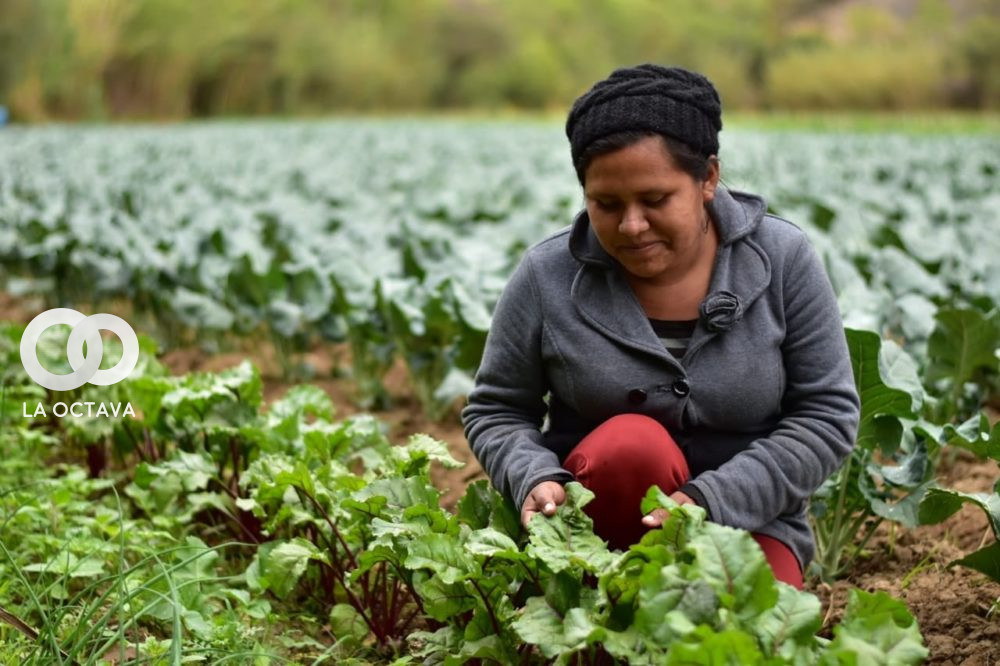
461,64,859,588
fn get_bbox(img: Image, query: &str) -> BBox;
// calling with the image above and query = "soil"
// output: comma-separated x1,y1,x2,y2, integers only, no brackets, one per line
0,290,32,323
810,451,1000,665
4,293,998,663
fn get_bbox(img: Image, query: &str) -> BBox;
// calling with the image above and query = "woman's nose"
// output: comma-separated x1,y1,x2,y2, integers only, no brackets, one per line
619,205,649,235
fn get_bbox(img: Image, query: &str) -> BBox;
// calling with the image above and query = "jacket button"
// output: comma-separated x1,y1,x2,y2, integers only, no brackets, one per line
628,388,647,404
672,379,690,397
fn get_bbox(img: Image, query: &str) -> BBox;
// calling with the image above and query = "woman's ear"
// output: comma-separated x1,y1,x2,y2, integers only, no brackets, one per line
702,156,721,203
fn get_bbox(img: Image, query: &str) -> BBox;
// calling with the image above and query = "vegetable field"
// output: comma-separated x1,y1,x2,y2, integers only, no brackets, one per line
0,120,998,664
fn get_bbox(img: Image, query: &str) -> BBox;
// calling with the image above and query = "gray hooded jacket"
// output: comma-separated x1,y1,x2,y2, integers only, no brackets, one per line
461,187,860,569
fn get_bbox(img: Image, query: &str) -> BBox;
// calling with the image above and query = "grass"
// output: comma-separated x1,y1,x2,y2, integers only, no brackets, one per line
11,109,1000,135
407,109,1000,134
360,108,1000,134
900,554,938,590
725,111,1000,134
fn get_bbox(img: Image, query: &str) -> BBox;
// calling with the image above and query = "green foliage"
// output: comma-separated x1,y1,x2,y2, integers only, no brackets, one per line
812,317,1000,587
925,307,1000,421
1,353,932,662
767,42,948,110
4,122,999,422
821,589,928,664
918,415,1000,583
490,486,927,664
941,412,1000,461
810,329,931,581
377,275,489,420
0,448,272,661
1,0,998,120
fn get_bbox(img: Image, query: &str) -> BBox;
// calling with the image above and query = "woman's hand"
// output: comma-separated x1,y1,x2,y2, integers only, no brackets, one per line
641,490,695,528
520,481,567,528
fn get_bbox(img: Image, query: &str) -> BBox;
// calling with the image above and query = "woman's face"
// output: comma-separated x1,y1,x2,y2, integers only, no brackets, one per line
583,135,719,285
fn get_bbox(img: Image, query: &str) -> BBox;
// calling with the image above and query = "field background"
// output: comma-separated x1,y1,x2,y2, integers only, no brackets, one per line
2,0,1000,664
1,0,999,121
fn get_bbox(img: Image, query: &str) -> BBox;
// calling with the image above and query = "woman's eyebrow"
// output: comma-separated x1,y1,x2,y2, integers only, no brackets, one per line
585,188,669,198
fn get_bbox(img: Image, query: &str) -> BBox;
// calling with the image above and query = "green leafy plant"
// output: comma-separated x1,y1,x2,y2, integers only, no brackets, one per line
333,274,396,411
239,421,465,658
925,306,1000,422
1,349,933,663
918,413,1000,583
378,276,489,420
0,448,272,663
407,483,929,665
810,328,932,581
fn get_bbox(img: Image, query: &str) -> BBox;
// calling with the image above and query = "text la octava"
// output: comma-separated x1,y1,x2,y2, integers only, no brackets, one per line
23,402,136,418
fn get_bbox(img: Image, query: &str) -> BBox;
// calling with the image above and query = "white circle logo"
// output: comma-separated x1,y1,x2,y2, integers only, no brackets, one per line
20,309,140,391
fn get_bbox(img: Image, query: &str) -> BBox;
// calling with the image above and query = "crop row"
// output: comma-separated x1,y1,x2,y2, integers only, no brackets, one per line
1,124,998,419
0,325,951,664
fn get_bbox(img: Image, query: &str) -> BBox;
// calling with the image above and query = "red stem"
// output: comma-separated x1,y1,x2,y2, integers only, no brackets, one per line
122,421,147,463
386,575,402,631
145,428,159,462
359,570,373,614
298,487,358,569
470,579,501,637
317,559,382,643
391,562,426,615
374,562,388,623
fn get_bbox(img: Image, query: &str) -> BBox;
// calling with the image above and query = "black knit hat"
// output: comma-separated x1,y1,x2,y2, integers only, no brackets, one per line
566,64,723,164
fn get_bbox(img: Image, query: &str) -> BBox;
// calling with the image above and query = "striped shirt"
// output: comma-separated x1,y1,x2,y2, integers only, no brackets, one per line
648,318,698,358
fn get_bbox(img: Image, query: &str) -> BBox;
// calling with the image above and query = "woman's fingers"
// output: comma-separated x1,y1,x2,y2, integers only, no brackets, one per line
641,507,669,527
521,506,537,526
524,486,692,530
670,490,695,505
520,481,567,527
643,492,697,527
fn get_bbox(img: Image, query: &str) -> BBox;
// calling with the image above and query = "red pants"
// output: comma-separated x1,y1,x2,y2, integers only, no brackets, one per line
563,413,803,589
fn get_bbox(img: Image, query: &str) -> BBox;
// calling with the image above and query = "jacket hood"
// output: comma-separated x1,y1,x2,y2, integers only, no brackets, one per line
568,187,767,268
565,187,772,362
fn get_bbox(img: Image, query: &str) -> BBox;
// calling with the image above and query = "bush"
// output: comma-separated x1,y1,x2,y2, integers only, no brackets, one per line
767,43,948,110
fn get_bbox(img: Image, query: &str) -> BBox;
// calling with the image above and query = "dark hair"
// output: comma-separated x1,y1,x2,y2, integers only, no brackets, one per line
573,130,716,185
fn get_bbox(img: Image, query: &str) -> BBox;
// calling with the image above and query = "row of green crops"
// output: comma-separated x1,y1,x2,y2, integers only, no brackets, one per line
1,298,998,662
2,124,996,419
0,324,933,664
0,122,562,417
